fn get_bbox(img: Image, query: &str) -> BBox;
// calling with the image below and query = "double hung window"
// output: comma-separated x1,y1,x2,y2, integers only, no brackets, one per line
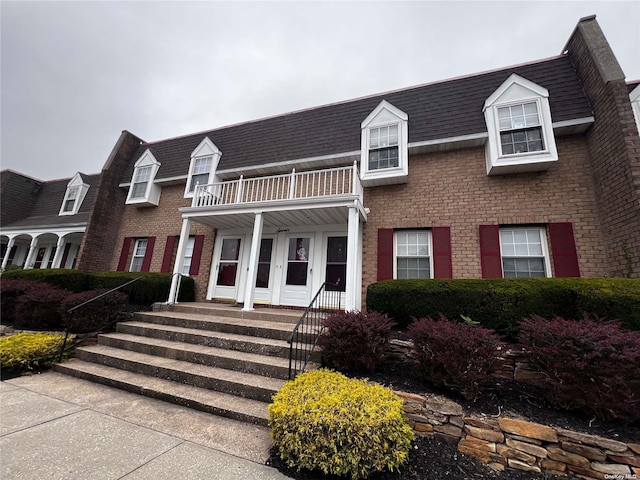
369,125,399,170
500,228,547,277
131,166,152,199
498,102,544,155
130,239,148,272
395,231,431,279
188,157,213,193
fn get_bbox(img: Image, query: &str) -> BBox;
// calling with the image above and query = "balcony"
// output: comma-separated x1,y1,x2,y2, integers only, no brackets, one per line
183,164,366,229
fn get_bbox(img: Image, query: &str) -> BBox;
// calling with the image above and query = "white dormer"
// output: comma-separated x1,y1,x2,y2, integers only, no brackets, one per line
126,149,161,206
185,137,222,198
360,100,409,186
630,84,640,133
483,74,558,175
59,173,90,215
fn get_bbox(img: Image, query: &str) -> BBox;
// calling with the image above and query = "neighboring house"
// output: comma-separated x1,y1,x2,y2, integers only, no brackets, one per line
0,170,101,271
68,15,638,309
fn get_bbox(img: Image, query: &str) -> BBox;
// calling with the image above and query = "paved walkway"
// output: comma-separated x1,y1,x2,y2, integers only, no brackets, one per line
0,371,292,479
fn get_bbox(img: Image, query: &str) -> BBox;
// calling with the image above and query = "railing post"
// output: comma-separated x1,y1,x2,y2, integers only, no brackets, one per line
236,175,244,204
289,168,296,199
352,160,358,195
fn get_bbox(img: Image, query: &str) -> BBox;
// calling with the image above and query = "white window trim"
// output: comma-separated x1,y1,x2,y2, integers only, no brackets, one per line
630,84,640,134
130,238,148,272
126,150,161,206
59,173,89,216
393,230,434,279
499,226,552,278
185,137,222,198
360,100,408,186
483,74,558,175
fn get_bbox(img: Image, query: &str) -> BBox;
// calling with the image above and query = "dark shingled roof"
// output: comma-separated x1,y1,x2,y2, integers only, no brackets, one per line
121,55,593,184
1,170,42,227
628,80,640,93
1,173,101,230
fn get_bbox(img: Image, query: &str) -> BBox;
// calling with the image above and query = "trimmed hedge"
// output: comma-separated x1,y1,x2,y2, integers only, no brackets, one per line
367,278,640,337
2,269,195,306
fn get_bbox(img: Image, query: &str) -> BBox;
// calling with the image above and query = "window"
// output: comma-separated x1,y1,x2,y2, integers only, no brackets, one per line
188,157,213,193
130,239,148,272
498,103,544,155
59,173,90,215
483,74,557,175
360,100,408,186
126,150,161,206
500,228,548,277
131,166,152,199
182,237,195,275
395,231,431,279
185,137,222,198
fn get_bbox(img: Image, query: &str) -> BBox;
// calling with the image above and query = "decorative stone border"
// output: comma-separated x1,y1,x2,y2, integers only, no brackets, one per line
396,391,640,480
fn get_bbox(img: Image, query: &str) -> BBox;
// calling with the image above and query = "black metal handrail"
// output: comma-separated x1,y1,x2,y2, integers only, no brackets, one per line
57,277,142,361
287,282,342,379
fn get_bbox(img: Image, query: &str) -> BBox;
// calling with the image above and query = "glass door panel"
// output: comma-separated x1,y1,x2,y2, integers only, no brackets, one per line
325,236,347,292
256,238,273,288
216,238,241,286
286,237,310,286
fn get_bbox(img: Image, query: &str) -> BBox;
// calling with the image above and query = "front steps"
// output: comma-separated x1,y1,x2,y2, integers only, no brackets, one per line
54,303,314,426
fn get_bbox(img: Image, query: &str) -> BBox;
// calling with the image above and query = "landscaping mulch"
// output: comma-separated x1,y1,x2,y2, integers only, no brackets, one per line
267,360,639,480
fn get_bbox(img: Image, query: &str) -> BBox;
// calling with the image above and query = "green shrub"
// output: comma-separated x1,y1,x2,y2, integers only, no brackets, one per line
1,268,89,292
367,278,640,337
318,311,396,372
0,333,72,371
269,369,414,480
61,288,129,333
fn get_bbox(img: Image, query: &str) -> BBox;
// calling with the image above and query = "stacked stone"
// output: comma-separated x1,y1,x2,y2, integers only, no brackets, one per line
396,390,640,479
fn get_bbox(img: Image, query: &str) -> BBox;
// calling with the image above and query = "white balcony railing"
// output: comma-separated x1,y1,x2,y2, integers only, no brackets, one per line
192,163,362,208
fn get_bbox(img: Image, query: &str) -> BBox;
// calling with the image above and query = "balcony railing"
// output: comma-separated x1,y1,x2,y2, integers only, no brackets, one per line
192,163,362,208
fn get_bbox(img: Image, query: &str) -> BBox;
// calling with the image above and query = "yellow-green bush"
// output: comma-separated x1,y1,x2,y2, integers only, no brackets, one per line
268,369,414,479
0,333,72,371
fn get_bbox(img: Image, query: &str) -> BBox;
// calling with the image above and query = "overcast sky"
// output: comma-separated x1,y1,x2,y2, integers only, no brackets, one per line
1,1,639,181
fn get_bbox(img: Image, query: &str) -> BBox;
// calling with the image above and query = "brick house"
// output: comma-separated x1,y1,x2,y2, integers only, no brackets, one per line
40,15,640,309
0,170,101,271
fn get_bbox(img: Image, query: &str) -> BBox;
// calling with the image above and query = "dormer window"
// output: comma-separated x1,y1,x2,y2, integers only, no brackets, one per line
185,137,222,198
484,74,557,175
59,173,89,216
127,150,161,206
360,100,408,186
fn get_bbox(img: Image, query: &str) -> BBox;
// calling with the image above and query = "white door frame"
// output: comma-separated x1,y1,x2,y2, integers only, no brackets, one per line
207,234,246,300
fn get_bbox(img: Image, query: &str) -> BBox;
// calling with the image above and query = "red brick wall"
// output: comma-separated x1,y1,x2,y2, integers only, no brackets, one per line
361,135,608,294
564,17,640,278
112,185,216,301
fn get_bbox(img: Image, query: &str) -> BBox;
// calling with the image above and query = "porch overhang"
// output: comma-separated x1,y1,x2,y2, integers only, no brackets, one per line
179,195,367,229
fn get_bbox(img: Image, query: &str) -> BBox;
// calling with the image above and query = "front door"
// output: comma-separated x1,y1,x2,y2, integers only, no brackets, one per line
280,235,313,306
254,237,275,303
211,236,243,300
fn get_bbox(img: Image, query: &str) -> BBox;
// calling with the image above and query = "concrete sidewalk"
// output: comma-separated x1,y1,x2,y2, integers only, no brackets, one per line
0,371,292,479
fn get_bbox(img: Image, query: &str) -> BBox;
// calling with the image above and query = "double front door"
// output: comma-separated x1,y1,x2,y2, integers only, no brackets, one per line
209,233,346,307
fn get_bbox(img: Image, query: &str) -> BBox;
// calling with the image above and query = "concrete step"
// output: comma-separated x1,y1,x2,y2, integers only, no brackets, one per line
116,321,292,359
134,311,319,342
98,332,292,380
166,303,304,325
75,344,285,403
53,360,271,426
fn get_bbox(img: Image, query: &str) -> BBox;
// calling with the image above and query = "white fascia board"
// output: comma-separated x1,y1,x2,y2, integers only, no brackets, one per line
0,225,87,238
408,132,488,150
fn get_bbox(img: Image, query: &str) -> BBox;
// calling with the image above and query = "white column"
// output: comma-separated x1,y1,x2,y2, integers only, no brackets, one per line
1,237,16,271
51,236,66,268
242,212,264,311
345,205,360,312
23,236,39,269
168,218,191,303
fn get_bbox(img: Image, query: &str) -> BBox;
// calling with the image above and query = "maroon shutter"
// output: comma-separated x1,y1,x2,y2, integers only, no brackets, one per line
189,235,205,275
160,236,177,273
548,223,580,277
432,226,453,278
479,225,502,278
377,228,394,281
117,237,133,271
141,236,156,272
60,243,71,269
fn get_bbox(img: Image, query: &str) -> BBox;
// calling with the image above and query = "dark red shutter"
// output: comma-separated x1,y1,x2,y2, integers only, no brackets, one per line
548,223,580,277
160,236,177,273
432,226,453,278
141,236,156,272
117,237,133,271
60,243,71,269
479,225,502,278
377,228,394,281
189,235,205,275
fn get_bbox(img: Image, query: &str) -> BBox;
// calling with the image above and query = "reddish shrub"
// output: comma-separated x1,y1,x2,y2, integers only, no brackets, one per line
318,311,396,372
61,289,128,333
14,284,71,330
519,315,640,421
0,279,42,323
408,315,504,400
